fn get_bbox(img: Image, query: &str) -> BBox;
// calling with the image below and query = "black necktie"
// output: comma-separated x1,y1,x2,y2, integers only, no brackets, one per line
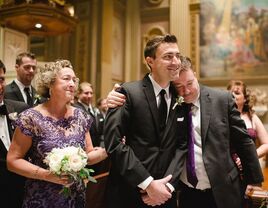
158,89,167,131
24,87,33,106
186,104,198,187
0,104,7,115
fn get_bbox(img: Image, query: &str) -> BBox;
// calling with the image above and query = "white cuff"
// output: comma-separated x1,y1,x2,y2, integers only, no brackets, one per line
166,183,175,193
137,176,154,190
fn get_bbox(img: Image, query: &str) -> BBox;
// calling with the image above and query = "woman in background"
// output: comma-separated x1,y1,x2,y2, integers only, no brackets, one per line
7,60,107,208
227,80,268,158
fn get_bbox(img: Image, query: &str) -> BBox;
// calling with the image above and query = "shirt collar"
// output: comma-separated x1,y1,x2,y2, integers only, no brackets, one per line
15,79,32,92
148,74,171,98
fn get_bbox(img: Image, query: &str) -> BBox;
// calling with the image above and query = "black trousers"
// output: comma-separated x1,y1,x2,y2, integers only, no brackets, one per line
178,183,217,208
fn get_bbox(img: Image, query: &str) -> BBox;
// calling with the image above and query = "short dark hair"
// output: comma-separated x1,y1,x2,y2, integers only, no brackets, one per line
144,34,178,59
0,60,6,73
16,52,36,65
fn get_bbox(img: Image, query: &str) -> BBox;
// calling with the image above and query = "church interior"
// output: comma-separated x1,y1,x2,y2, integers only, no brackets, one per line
1,0,268,207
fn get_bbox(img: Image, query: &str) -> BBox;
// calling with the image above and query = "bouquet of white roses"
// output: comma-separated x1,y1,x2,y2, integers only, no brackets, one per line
43,146,96,196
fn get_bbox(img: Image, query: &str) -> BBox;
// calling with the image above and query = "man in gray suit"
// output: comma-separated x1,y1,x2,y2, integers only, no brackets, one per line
104,34,189,208
0,60,29,208
172,56,263,208
106,55,264,208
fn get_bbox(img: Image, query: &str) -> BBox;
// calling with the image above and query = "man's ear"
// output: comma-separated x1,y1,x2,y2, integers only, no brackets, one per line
145,57,153,68
15,64,19,71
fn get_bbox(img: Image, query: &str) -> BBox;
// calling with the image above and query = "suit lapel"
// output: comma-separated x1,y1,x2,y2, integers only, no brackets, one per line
11,81,25,102
142,75,160,136
200,85,212,144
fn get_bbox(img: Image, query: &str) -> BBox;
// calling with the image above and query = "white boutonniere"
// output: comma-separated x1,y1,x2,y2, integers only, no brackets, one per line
34,94,42,105
172,96,184,110
8,112,18,121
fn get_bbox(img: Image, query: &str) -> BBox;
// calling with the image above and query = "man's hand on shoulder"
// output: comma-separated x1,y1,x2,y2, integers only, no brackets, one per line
106,83,126,108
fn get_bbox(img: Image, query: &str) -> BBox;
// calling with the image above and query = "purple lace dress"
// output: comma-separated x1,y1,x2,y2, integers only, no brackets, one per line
15,108,92,208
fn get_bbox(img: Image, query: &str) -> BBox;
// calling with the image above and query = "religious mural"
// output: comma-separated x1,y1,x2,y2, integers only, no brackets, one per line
200,0,268,79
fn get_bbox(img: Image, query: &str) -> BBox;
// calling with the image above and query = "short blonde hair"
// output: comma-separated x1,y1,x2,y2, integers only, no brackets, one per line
35,59,73,98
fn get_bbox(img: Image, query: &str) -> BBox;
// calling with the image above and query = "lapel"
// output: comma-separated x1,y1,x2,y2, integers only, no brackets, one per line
10,81,25,102
142,75,159,136
200,85,212,144
142,75,177,142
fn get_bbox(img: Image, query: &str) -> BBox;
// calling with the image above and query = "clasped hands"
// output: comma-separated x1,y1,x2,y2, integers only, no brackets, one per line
141,175,173,207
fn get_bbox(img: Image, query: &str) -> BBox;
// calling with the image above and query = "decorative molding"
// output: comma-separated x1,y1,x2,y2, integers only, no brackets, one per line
1,27,28,83
141,7,169,22
147,0,163,5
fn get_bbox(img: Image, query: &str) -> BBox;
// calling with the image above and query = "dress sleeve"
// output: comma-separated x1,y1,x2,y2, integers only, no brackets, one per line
76,108,93,132
15,109,36,137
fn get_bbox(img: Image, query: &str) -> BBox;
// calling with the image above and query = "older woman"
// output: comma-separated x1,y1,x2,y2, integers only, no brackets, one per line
7,60,107,208
227,80,268,158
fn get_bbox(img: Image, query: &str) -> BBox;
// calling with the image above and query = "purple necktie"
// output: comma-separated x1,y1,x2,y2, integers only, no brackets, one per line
186,104,198,187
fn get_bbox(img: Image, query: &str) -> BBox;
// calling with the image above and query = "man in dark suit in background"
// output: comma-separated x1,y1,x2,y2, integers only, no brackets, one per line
73,82,100,146
96,97,108,147
0,60,29,208
73,82,109,208
104,34,188,208
4,52,43,106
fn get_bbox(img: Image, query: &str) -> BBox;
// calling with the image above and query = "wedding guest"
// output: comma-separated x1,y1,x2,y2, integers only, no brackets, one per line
7,59,107,208
106,56,264,208
0,60,29,208
74,83,109,208
74,82,100,146
96,97,108,147
227,80,268,158
4,52,45,106
104,34,188,208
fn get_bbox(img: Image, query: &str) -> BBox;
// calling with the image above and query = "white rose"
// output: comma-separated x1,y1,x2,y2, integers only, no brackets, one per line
48,154,63,172
64,146,79,156
68,154,84,172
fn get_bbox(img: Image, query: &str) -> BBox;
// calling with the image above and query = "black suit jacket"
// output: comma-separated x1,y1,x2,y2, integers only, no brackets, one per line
104,74,188,208
0,99,29,208
4,80,45,106
187,85,263,208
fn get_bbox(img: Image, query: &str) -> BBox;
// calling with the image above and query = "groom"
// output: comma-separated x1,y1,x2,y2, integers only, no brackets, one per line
104,34,188,208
